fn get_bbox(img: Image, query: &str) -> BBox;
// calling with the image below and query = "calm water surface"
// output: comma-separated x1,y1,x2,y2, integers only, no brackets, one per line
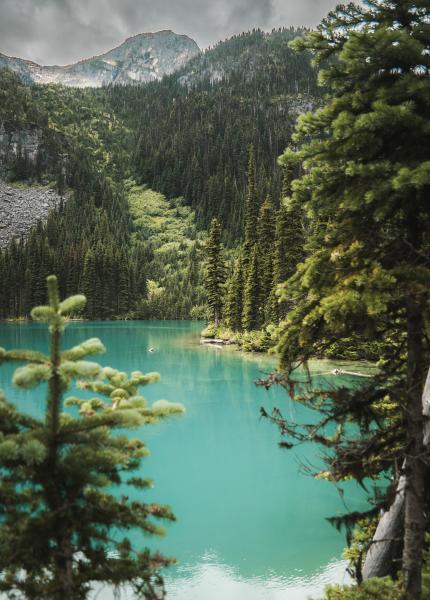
0,321,369,599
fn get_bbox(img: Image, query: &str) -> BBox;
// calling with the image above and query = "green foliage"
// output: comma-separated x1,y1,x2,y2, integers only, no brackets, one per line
205,218,225,326
242,246,261,331
0,72,137,320
224,254,244,331
271,194,305,317
0,69,48,126
126,181,206,319
207,168,305,344
243,145,259,256
237,329,273,353
324,337,388,362
0,28,319,321
32,84,134,180
110,28,319,244
257,196,275,303
0,276,184,599
321,578,402,600
0,70,152,321
261,0,430,592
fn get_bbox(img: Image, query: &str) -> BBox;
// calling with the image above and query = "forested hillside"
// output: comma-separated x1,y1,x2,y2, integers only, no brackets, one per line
198,6,430,599
0,27,317,318
0,70,136,318
0,4,430,599
107,28,318,242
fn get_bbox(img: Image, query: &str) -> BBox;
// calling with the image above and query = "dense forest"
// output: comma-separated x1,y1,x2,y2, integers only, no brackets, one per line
108,27,318,241
0,7,430,598
201,5,430,599
0,27,317,319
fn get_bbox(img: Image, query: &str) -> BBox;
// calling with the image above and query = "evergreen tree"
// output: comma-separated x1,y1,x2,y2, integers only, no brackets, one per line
81,249,97,319
0,28,319,319
242,246,261,331
224,254,244,331
256,196,276,315
243,145,259,258
0,276,184,599
269,194,305,320
117,250,132,316
264,2,430,597
204,219,225,327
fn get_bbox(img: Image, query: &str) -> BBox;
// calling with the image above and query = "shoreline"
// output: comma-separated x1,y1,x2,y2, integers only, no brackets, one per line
199,332,377,377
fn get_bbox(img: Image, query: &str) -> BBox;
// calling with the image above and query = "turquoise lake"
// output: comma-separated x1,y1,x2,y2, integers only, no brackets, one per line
0,321,369,600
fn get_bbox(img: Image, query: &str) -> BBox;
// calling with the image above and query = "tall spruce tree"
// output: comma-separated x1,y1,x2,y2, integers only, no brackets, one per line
243,145,259,258
242,246,261,331
0,276,184,599
268,193,305,321
224,254,244,331
256,196,276,317
263,2,430,598
205,219,225,327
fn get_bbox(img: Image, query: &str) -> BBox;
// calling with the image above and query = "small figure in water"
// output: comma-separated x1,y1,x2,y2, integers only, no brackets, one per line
148,347,155,353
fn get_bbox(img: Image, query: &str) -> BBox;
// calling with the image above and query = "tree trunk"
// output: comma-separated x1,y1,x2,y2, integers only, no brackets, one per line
423,367,430,447
362,473,406,579
402,299,426,599
46,289,75,599
363,364,430,584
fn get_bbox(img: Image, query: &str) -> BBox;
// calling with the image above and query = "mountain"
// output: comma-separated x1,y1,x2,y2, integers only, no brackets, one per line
0,30,200,87
0,28,318,318
106,28,318,242
175,27,311,88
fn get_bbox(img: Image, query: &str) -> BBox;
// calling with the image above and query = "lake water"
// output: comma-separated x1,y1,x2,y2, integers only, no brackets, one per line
0,321,369,600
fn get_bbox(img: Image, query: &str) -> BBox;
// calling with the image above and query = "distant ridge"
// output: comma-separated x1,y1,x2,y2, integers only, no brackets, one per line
0,30,201,88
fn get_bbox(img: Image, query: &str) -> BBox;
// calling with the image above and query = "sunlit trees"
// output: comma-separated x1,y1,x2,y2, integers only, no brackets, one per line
263,1,430,597
205,218,225,327
0,276,184,599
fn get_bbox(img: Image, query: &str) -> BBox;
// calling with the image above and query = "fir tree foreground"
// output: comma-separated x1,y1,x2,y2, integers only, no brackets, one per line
0,275,184,600
261,1,430,599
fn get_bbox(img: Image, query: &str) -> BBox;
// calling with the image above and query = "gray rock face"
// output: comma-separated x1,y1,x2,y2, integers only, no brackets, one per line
0,31,200,88
0,180,62,247
0,121,43,178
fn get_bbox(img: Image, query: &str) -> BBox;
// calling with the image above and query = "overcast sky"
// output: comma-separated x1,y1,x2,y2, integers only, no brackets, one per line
0,0,340,65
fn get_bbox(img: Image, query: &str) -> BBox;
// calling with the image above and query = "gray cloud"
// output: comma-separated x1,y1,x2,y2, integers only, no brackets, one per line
0,0,339,65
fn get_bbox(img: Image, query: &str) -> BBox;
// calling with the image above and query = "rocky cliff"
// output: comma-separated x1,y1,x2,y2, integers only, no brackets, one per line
0,31,200,88
0,180,63,248
0,121,43,179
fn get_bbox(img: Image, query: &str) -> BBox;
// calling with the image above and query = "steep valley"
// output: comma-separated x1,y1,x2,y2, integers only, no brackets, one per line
0,27,317,321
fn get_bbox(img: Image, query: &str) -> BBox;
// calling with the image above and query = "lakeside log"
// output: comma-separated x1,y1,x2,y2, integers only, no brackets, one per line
200,337,236,346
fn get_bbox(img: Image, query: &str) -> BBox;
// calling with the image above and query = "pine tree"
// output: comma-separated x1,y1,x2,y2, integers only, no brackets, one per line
224,254,244,331
117,250,132,316
273,164,305,287
243,145,259,258
242,246,261,331
264,2,430,597
204,218,225,327
269,193,305,320
256,196,276,315
0,275,184,599
81,248,97,319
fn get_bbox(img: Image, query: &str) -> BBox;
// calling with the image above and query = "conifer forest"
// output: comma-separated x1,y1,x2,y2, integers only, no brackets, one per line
0,2,429,599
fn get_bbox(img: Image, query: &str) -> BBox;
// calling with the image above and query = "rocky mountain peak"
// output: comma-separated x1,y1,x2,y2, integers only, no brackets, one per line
0,31,200,88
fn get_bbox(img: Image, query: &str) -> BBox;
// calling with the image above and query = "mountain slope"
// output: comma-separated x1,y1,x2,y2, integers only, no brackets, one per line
0,28,318,317
106,28,318,242
176,27,313,89
0,31,200,87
